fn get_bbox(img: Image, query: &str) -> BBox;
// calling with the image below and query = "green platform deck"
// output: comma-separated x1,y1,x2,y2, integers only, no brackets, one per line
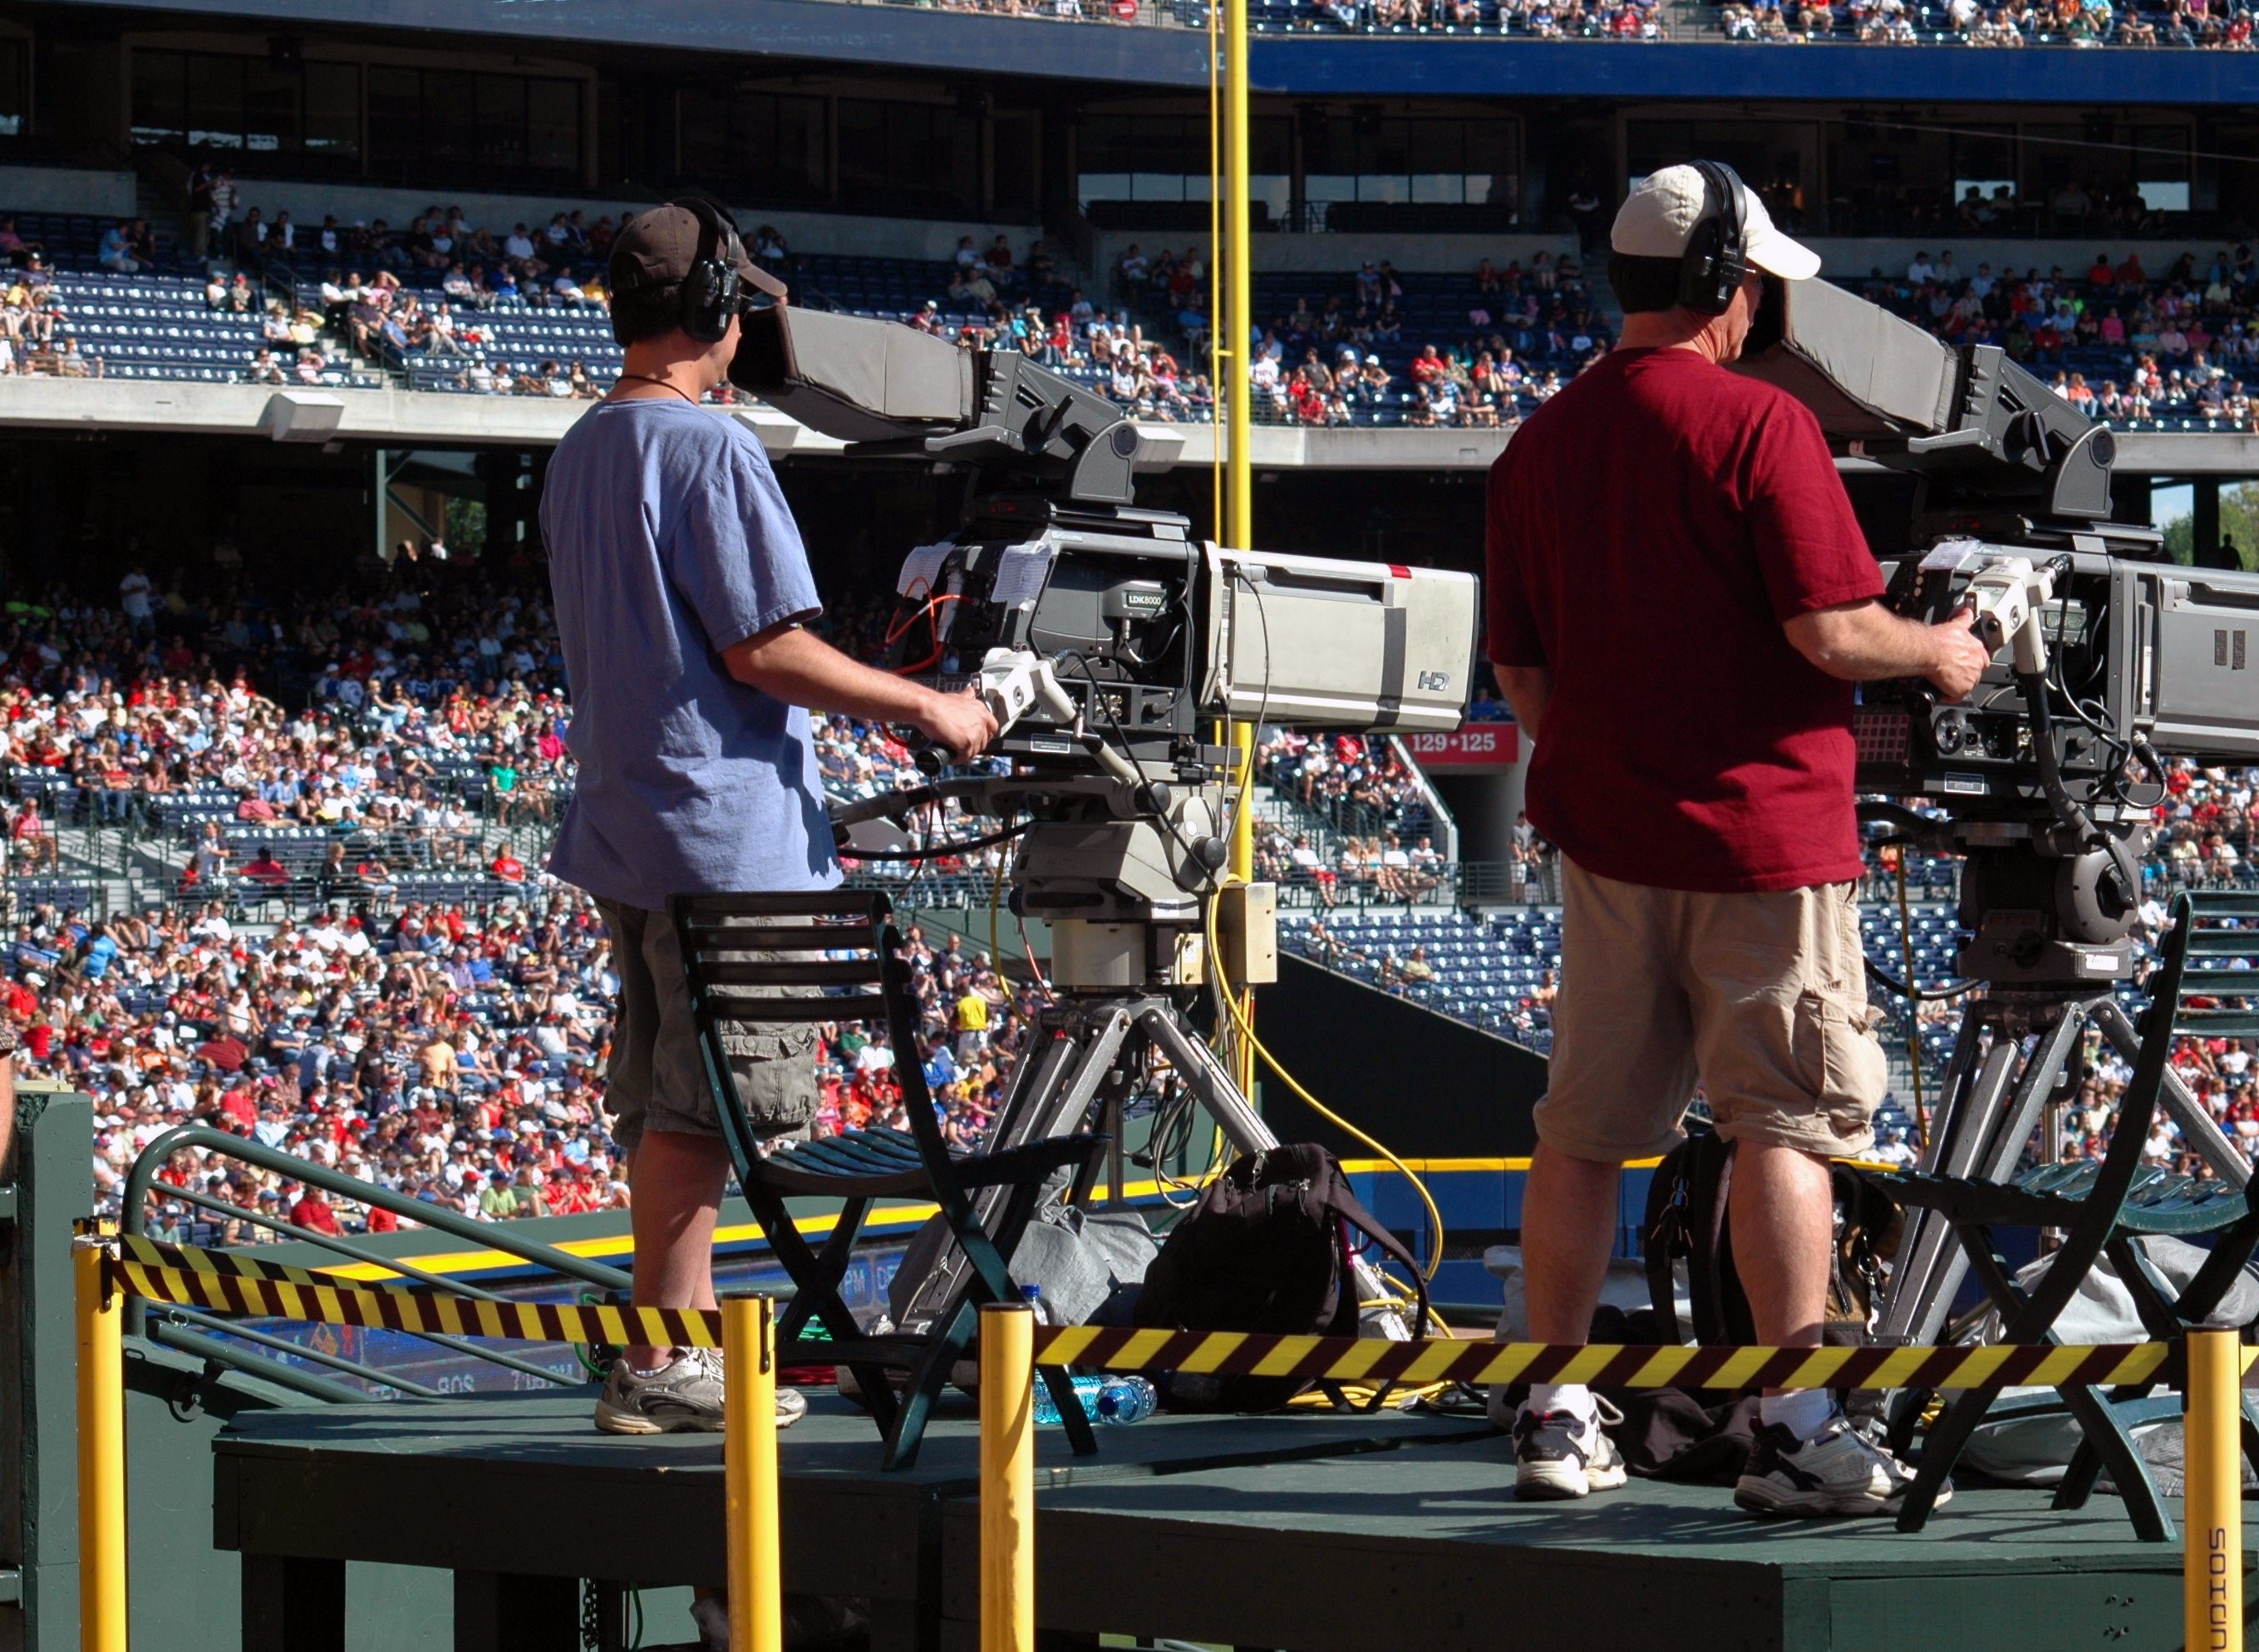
209,1387,1489,1652
210,1389,2257,1652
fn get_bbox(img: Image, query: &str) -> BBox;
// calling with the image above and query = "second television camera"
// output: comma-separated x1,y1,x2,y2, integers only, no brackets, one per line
1736,275,2259,986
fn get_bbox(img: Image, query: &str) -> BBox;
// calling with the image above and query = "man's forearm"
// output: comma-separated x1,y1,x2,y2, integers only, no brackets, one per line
1784,601,1966,684
724,623,938,725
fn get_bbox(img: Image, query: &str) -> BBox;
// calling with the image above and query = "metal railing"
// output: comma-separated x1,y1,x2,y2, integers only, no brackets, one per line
123,1124,635,1399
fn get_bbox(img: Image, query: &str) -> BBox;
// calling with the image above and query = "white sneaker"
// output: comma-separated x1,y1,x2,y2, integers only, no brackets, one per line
1734,1414,1950,1517
1512,1398,1629,1501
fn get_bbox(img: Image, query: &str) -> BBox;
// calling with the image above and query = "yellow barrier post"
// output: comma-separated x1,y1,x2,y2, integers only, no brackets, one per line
723,1296,782,1652
75,1232,126,1652
2187,1328,2244,1652
980,1301,1036,1652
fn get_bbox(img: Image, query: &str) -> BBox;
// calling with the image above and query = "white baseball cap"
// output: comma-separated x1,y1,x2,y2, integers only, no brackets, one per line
1610,164,1820,283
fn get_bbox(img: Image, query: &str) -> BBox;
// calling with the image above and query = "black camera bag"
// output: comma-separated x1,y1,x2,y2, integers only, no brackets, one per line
1132,1143,1429,1411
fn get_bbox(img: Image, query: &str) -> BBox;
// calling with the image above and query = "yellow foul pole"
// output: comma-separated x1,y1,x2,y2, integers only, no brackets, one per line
1222,0,1257,1093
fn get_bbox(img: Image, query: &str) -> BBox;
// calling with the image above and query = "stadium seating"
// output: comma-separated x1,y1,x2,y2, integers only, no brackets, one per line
34,271,337,385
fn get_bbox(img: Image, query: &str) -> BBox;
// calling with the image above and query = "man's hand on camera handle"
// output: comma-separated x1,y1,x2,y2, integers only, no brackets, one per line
913,686,998,765
1922,605,1994,701
1783,597,1992,700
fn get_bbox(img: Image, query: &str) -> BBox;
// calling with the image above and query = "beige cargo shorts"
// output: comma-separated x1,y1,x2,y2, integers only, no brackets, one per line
596,899,819,1154
1533,860,1887,1163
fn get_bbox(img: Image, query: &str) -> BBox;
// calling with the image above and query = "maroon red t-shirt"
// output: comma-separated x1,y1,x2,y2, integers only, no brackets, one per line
1485,347,1884,893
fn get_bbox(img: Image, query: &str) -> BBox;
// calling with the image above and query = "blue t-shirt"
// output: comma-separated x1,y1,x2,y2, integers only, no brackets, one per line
540,399,841,912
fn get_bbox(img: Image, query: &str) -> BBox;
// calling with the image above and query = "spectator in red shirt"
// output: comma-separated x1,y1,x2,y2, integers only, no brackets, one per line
291,1187,343,1237
1485,163,1990,1517
243,849,289,886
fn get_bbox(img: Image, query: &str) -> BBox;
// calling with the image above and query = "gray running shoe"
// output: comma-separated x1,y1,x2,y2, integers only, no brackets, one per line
1735,1415,1949,1517
1513,1398,1629,1501
593,1349,809,1435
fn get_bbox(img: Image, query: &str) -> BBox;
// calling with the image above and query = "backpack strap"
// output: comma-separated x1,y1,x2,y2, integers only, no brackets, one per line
1642,1139,1694,1344
1315,1168,1432,1339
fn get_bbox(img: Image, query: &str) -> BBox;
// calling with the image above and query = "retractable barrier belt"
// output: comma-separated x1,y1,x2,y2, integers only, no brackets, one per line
105,1234,2215,1391
116,1232,725,1350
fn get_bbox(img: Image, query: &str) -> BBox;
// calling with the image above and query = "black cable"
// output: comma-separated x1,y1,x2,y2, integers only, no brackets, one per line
1864,954,1980,1004
840,822,1030,861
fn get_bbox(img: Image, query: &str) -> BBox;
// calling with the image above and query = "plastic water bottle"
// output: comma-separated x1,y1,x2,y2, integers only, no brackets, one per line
1093,1374,1156,1426
1030,1373,1106,1425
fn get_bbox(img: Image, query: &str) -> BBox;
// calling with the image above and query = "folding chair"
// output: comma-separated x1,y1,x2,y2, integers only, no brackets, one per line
670,888,1107,1469
1883,892,2259,1536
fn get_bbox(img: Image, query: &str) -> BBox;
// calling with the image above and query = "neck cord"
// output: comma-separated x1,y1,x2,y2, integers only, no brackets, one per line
611,373,701,408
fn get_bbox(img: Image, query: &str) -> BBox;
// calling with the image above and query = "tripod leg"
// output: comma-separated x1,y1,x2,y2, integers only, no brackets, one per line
1882,1001,2090,1350
1878,1025,2021,1345
892,1006,1134,1337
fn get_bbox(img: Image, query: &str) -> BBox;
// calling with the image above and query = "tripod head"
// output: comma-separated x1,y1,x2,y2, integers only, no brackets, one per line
1863,802,2151,990
831,770,1246,993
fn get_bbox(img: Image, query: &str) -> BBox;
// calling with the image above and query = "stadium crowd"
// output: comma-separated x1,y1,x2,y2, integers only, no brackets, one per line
1107,246,1612,428
0,560,1038,1237
1858,241,2259,427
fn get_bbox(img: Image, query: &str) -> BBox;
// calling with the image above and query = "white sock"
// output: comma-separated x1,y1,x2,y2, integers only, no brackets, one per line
1523,1382,1596,1423
1758,1388,1838,1439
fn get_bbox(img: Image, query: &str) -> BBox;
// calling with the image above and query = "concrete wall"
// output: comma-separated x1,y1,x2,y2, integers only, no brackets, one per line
1809,237,2243,282
1090,228,1580,286
0,165,137,219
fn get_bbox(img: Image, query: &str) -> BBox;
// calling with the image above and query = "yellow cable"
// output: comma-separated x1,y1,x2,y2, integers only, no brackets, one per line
1203,881,1447,1282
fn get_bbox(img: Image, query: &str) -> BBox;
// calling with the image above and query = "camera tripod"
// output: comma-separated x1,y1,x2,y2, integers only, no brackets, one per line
1871,826,2252,1347
849,774,1417,1343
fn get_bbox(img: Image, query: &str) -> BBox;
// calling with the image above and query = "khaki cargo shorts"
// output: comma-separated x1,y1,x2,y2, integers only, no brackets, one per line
1533,861,1887,1163
597,899,819,1154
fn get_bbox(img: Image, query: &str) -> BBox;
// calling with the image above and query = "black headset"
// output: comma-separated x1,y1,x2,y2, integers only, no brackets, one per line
677,197,746,344
1677,160,1753,317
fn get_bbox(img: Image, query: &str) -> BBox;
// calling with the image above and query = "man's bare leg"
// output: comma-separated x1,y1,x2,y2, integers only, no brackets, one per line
1727,1140,1832,1353
1512,1140,1632,1498
623,1127,733,1370
1520,1141,1625,1345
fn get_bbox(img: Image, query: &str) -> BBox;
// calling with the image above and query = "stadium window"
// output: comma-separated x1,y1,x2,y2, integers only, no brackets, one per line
130,49,189,146
132,49,362,165
0,37,28,140
677,87,825,205
367,66,583,185
302,62,359,160
185,52,248,150
993,112,1037,218
838,99,978,214
244,61,303,154
1078,112,1292,222
477,76,529,170
528,79,580,175
2132,125,2192,217
367,65,423,170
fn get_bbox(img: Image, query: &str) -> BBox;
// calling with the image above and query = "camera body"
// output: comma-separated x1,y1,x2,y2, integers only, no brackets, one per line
1854,533,2259,818
885,498,1479,775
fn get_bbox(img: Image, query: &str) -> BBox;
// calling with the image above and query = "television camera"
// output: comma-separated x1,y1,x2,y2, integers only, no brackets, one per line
732,306,1479,1339
1735,271,2259,1345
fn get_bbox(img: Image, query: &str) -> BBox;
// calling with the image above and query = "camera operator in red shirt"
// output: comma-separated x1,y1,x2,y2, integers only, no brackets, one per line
1486,164,1990,1517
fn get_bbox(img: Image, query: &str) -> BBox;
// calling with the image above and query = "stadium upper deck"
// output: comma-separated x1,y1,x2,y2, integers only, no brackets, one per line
19,0,2259,111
